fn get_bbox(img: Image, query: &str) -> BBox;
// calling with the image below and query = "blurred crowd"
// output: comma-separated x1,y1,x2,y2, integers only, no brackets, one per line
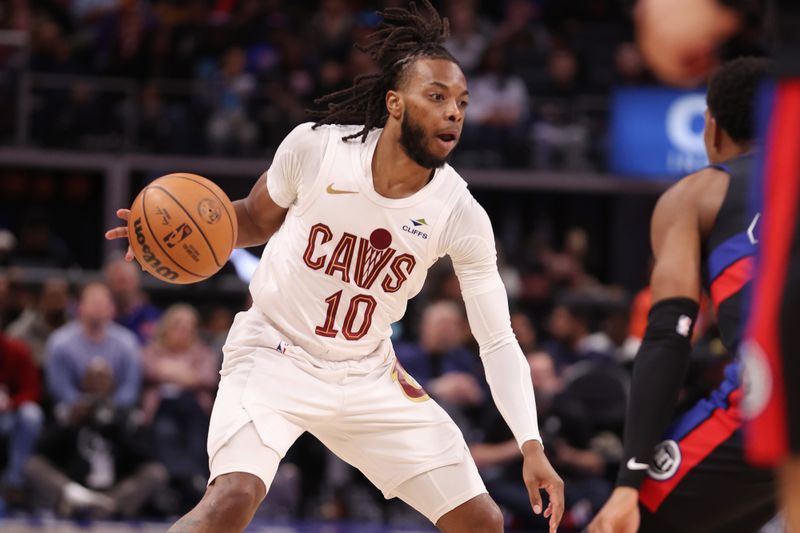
0,224,732,530
0,0,765,168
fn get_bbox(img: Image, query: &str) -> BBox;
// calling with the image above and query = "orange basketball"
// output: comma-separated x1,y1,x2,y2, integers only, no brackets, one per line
128,173,237,284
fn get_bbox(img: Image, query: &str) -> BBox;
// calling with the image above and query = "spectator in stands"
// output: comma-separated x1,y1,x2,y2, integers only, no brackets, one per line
493,0,551,71
0,271,33,333
137,82,196,154
45,282,141,417
395,301,484,414
88,0,159,79
14,210,74,268
70,0,119,24
443,0,488,74
613,42,651,86
0,0,32,32
0,332,43,502
26,356,167,519
542,293,597,368
580,291,639,363
543,48,582,100
29,16,77,74
315,59,349,100
306,0,355,63
426,259,463,303
205,46,259,156
517,260,555,331
141,304,217,509
202,305,234,366
6,277,71,365
460,44,531,167
531,48,591,170
543,231,600,291
104,255,161,344
511,309,538,354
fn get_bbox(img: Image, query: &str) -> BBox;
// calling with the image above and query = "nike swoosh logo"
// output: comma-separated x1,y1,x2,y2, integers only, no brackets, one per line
626,458,650,470
326,183,358,195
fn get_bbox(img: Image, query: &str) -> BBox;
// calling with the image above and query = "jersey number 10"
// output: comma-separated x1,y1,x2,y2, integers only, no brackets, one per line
315,290,377,341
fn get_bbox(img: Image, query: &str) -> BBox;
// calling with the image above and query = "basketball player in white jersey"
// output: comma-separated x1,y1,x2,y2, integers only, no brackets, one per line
106,2,563,531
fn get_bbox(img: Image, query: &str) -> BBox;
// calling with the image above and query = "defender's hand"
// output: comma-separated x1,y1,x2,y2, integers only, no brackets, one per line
522,440,564,533
104,209,135,262
587,487,640,533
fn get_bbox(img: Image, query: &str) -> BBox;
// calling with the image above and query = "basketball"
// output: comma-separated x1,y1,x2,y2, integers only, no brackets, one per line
127,173,237,284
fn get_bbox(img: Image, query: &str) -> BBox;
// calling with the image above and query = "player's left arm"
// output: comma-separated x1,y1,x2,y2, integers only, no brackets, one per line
447,199,564,533
589,171,714,533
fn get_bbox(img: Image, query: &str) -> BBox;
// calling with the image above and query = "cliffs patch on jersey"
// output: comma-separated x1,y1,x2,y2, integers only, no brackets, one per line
303,223,416,294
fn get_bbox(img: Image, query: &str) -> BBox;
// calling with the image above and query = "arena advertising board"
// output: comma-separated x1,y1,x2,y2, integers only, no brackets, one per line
610,87,709,180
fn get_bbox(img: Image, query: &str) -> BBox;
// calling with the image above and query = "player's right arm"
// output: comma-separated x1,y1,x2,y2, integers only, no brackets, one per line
232,172,288,248
105,123,324,256
104,172,288,256
589,168,727,533
232,122,326,246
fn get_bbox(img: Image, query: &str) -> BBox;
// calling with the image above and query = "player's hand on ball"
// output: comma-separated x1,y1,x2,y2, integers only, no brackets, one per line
587,487,640,533
522,440,564,533
104,208,135,262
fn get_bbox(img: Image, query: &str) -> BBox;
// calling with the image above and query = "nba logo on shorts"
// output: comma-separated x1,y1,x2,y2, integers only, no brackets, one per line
648,440,682,480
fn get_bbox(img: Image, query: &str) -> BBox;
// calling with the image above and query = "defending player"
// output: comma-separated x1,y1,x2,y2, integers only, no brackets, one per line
588,57,776,533
106,2,564,532
635,0,800,529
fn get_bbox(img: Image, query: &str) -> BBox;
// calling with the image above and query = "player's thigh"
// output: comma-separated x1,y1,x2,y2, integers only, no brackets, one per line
314,361,471,499
392,459,493,527
209,421,283,498
207,359,306,464
208,345,307,494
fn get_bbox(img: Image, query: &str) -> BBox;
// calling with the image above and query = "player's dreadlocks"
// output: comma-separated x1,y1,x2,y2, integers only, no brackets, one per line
309,0,457,142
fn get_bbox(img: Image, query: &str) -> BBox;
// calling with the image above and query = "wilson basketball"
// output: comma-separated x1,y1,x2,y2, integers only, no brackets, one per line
128,173,237,284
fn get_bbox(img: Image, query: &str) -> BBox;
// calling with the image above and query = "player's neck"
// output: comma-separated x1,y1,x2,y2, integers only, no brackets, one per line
371,129,434,199
710,139,752,164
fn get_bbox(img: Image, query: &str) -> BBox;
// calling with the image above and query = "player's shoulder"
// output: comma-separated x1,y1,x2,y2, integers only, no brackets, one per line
654,166,730,231
659,166,729,210
443,170,491,227
280,122,330,151
438,164,470,199
280,122,372,160
287,123,380,154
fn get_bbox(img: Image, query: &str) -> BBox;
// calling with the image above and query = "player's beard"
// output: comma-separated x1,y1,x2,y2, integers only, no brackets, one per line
399,112,450,170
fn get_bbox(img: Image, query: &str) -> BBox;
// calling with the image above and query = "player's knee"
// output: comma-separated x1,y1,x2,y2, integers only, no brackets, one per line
471,500,504,533
209,472,265,516
439,496,504,533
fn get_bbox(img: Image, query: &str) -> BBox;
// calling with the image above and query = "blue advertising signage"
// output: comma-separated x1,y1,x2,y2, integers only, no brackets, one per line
610,87,709,180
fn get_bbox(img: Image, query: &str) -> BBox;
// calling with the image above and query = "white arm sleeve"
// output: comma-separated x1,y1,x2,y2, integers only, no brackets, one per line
266,122,327,208
446,198,542,447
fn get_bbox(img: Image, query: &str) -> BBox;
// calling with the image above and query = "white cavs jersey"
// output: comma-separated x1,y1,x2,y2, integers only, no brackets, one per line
249,122,501,362
209,124,541,499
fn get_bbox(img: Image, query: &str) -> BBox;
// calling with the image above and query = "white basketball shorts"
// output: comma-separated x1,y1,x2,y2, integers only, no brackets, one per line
207,306,487,523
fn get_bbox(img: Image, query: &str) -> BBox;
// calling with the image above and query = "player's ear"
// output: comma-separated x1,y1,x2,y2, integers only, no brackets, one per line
386,90,403,120
710,115,723,151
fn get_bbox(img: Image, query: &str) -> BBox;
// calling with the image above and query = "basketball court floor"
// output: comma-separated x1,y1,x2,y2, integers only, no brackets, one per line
0,518,436,533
